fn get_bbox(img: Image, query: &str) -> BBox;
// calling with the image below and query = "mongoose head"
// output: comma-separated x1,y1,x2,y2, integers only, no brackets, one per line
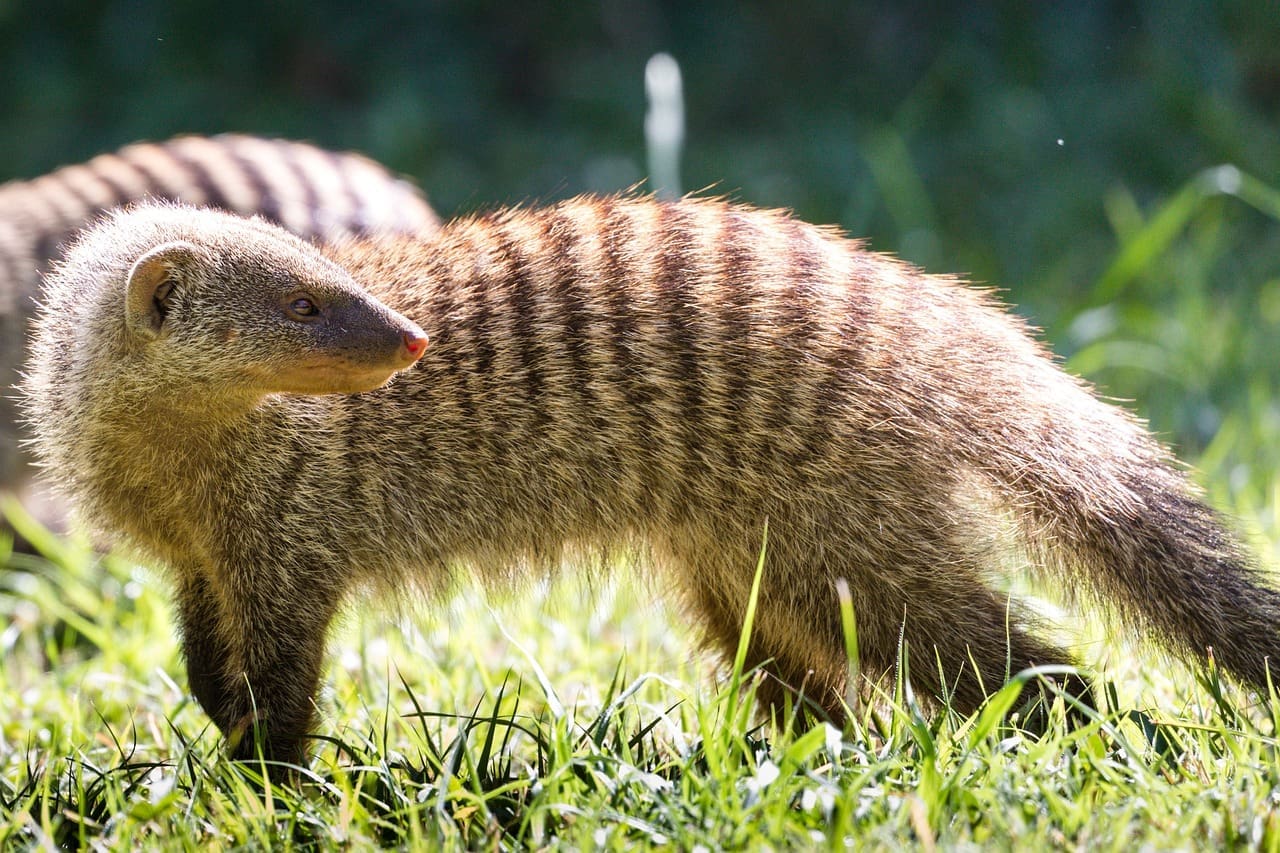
38,203,428,403
122,236,428,395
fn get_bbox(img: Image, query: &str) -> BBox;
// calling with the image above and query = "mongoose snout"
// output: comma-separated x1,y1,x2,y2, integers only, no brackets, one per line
401,328,429,362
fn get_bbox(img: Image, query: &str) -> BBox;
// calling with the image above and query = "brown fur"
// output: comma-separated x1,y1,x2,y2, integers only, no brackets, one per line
23,195,1280,773
1,133,439,526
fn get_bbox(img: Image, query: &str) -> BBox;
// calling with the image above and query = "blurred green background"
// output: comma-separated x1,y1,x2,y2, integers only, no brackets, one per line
3,0,1279,509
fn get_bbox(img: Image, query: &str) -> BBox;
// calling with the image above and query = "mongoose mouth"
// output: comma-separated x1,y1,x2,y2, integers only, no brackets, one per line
257,336,426,394
274,364,412,395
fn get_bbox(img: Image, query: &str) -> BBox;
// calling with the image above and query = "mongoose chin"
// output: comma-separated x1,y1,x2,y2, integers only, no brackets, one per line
24,195,1280,779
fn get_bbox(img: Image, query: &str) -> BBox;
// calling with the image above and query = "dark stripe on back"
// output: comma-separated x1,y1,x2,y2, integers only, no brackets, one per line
786,221,838,466
40,172,95,225
466,225,498,424
51,160,127,215
761,219,819,460
546,207,599,435
597,200,654,476
35,167,127,260
420,237,478,442
84,156,134,211
811,251,871,456
33,234,63,270
654,202,705,473
324,148,370,234
119,149,178,202
271,408,308,506
223,145,280,224
493,216,549,431
440,219,503,465
0,236,25,306
278,142,321,236
718,209,758,473
165,145,234,211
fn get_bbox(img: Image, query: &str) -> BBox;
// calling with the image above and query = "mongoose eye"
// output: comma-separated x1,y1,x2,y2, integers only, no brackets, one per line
287,297,320,320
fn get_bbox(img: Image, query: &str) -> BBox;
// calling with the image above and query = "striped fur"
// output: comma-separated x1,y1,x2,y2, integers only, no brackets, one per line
24,196,1280,773
1,134,439,515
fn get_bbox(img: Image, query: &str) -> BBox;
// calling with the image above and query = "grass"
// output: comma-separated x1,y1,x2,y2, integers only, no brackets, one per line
6,531,1280,850
5,168,1280,849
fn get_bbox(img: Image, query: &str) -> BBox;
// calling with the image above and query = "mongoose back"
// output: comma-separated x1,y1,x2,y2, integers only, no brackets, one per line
24,196,1280,771
1,133,440,529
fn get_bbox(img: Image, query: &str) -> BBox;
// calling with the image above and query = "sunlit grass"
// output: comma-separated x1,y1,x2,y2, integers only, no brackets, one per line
5,522,1280,849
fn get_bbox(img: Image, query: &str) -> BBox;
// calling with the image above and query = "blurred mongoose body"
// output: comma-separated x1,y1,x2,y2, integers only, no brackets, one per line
1,133,439,524
24,196,1280,770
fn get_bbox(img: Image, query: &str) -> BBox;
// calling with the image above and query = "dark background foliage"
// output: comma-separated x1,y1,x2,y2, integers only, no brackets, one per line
2,0,1279,467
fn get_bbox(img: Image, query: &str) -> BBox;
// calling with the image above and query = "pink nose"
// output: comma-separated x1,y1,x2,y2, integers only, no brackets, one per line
402,329,428,360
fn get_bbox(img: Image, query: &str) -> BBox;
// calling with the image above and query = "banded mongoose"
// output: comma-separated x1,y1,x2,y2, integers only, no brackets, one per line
23,196,1280,771
0,133,440,532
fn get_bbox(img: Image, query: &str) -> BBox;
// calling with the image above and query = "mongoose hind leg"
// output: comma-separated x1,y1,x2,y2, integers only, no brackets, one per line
661,512,1086,729
688,578,851,723
659,524,855,723
851,491,1090,726
891,580,1086,724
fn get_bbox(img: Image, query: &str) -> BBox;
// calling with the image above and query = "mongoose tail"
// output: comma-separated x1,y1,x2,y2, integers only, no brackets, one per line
1017,437,1280,693
958,314,1280,696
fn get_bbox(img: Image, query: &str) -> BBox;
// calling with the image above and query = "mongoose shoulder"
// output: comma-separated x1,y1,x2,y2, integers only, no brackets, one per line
24,195,1280,773
1,133,440,528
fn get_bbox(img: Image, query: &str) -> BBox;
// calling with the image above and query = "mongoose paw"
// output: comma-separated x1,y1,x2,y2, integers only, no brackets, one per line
224,708,307,782
225,708,268,759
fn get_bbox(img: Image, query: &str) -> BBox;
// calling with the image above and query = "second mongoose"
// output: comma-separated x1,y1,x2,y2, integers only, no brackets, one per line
0,133,440,533
23,196,1280,772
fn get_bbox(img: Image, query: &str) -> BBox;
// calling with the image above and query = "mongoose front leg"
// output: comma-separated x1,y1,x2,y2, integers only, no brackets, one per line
174,571,236,727
173,562,341,772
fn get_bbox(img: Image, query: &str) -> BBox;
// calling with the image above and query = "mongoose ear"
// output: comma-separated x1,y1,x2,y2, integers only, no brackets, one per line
125,241,200,340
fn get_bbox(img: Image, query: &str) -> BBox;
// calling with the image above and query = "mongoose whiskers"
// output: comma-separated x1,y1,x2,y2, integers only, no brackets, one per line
23,195,1280,772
